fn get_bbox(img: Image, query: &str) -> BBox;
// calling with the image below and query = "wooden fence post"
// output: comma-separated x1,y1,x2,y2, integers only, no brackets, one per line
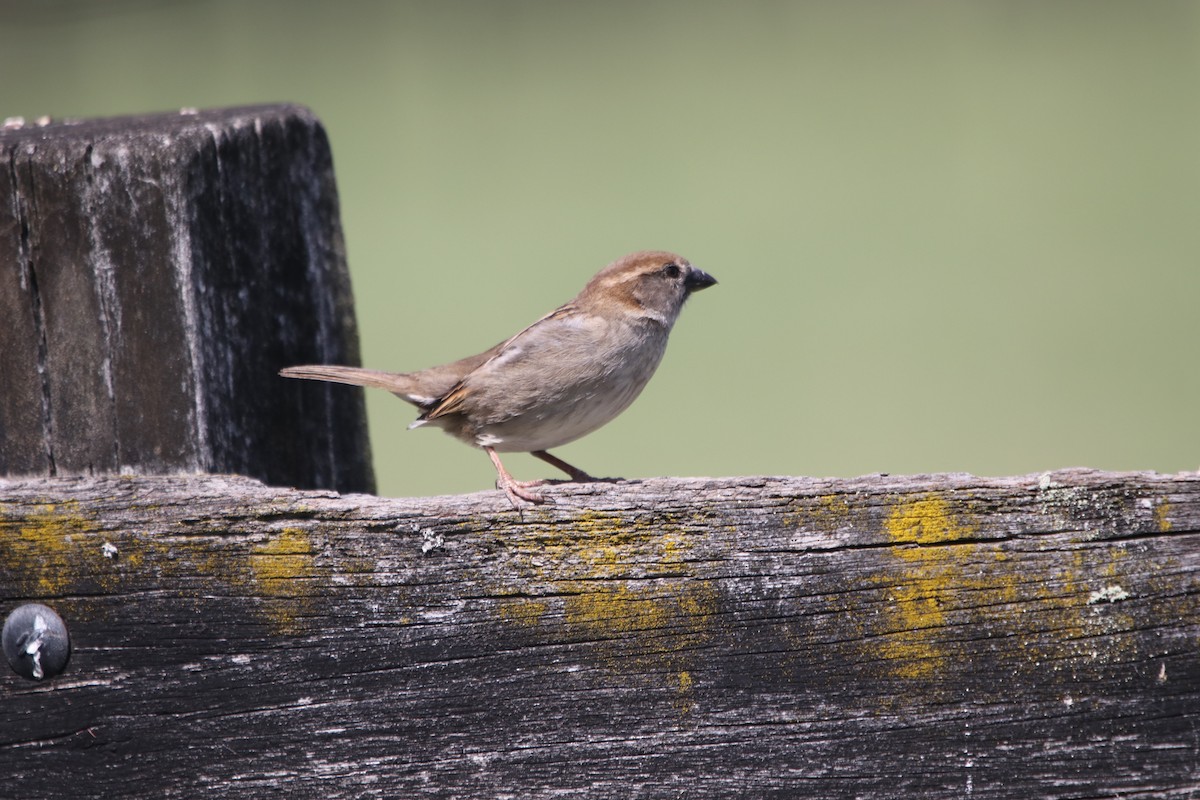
0,105,373,493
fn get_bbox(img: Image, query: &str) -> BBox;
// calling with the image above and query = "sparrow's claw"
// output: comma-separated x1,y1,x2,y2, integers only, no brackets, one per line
487,446,550,507
497,475,548,507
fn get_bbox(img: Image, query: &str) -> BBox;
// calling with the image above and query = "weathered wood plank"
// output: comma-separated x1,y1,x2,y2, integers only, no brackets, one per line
0,469,1197,798
0,106,373,492
0,153,47,475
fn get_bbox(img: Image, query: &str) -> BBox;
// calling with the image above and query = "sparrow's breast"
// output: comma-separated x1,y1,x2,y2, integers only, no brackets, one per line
470,317,670,453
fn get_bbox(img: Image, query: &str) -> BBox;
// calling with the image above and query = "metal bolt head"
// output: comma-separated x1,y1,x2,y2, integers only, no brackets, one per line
3,604,71,680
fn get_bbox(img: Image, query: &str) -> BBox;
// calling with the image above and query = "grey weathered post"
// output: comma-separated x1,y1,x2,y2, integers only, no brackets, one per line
0,105,373,492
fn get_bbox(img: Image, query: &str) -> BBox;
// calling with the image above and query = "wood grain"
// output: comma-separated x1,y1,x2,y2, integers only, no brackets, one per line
0,106,372,492
1,469,1197,798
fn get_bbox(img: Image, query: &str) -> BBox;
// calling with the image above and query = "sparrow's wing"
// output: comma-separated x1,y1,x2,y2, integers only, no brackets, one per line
422,304,577,421
399,344,504,407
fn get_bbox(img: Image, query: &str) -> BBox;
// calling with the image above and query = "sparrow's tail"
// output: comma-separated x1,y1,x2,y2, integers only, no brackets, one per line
279,365,435,408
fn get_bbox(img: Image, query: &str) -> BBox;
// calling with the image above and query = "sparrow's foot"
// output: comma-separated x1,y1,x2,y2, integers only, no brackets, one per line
487,446,549,507
531,450,597,483
497,475,548,506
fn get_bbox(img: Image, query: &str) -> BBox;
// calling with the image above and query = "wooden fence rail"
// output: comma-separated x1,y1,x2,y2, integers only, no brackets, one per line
1,469,1197,798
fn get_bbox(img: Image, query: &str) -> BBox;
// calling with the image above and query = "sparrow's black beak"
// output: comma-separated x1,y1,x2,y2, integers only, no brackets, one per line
684,268,718,292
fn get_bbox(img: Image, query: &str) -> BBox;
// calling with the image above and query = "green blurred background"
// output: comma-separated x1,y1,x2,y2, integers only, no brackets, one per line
4,1,1198,497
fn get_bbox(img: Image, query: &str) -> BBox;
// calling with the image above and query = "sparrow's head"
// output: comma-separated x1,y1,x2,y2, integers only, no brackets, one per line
577,250,717,327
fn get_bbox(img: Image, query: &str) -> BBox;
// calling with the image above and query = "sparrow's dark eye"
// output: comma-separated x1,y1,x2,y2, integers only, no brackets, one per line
662,263,681,279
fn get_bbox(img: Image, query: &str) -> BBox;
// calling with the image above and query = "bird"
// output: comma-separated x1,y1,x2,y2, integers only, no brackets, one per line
280,250,716,506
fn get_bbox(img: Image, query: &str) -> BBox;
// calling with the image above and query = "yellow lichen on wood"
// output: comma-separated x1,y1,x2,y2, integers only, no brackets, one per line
875,495,973,679
248,527,321,633
497,598,549,627
563,581,716,643
496,510,718,680
0,502,100,596
1155,501,1173,532
1036,544,1139,667
869,492,1176,682
784,492,852,533
676,670,695,715
812,493,851,527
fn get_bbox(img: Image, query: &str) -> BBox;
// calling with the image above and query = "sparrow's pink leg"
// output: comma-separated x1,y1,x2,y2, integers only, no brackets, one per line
486,446,547,506
531,450,596,482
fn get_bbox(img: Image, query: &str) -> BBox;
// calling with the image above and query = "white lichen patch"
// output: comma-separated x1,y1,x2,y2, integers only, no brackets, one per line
1087,584,1130,604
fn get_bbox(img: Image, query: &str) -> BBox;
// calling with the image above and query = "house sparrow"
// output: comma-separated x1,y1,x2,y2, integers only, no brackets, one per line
280,250,716,506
